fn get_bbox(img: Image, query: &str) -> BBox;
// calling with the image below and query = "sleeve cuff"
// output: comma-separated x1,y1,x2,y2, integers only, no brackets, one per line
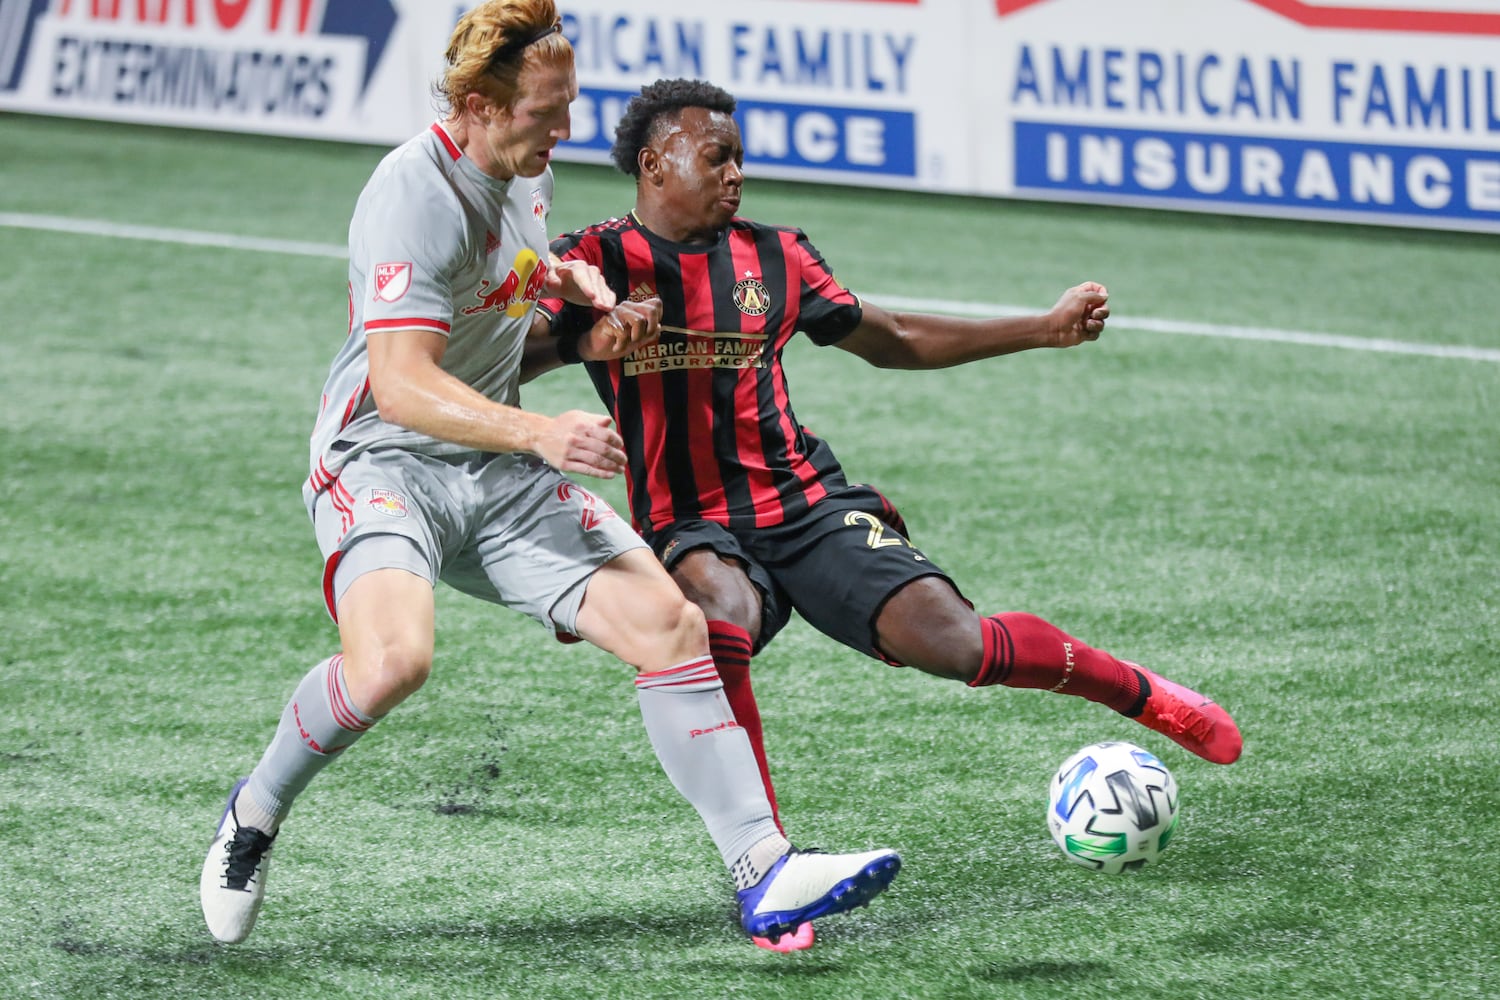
556,331,584,365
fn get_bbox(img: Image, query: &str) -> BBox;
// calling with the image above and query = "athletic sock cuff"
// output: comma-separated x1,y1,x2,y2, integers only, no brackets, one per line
634,655,722,693
969,615,1015,688
1122,668,1151,718
707,620,753,650
326,654,376,730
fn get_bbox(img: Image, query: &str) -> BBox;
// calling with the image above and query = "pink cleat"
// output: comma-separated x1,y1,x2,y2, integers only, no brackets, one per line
753,922,815,952
1128,664,1243,765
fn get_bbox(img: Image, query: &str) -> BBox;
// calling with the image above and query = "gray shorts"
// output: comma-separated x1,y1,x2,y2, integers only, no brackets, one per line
304,448,646,633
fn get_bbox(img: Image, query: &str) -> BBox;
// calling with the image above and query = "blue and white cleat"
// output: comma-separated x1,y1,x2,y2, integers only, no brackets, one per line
199,778,276,944
738,848,901,943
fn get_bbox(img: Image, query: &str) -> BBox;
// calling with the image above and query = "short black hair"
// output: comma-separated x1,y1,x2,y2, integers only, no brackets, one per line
609,78,736,177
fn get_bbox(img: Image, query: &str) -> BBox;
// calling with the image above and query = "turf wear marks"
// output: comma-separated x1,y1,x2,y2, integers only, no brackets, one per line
2,211,1494,364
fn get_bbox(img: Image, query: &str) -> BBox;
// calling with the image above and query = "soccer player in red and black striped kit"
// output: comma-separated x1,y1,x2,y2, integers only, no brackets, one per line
526,78,1242,950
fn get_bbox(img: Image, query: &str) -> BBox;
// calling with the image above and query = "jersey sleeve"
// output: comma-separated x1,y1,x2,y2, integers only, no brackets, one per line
793,230,863,346
352,171,465,338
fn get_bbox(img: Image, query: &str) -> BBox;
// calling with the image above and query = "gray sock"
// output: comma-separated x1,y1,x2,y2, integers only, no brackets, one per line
635,656,783,876
240,655,375,832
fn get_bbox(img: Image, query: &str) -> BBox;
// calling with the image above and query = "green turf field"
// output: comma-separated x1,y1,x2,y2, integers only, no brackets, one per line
2,112,1497,1000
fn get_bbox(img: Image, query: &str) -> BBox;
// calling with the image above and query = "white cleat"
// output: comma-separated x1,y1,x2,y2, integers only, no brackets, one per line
199,778,276,944
737,848,901,943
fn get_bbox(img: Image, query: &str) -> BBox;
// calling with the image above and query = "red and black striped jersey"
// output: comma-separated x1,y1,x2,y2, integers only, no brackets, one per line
539,213,863,532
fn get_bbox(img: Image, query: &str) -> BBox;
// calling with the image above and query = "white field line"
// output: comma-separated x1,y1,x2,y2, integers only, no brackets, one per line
5,210,1498,364
0,211,347,259
871,295,1500,364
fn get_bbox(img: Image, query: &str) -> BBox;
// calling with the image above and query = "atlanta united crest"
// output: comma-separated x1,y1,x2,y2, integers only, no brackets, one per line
733,271,771,317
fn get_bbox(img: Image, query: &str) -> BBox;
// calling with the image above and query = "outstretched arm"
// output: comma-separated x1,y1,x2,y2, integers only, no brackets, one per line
521,298,664,384
368,327,626,479
835,282,1109,370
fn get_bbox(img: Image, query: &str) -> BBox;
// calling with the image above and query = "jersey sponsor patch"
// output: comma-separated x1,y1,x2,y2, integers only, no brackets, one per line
368,488,409,518
373,262,413,303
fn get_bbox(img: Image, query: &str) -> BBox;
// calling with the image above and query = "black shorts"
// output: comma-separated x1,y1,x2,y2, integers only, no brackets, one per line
641,485,959,663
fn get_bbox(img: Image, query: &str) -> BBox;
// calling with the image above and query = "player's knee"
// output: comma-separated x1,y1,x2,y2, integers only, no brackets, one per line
688,587,758,635
664,592,708,648
345,642,432,715
669,552,758,633
635,588,708,666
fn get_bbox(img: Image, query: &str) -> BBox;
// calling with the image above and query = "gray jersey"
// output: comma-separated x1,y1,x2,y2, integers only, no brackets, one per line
307,122,555,494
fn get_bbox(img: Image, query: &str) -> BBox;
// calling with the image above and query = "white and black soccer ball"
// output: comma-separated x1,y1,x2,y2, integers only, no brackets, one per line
1047,741,1178,874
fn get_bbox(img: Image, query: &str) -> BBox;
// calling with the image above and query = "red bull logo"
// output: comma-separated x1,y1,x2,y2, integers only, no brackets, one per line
368,488,408,518
689,720,743,739
462,249,549,319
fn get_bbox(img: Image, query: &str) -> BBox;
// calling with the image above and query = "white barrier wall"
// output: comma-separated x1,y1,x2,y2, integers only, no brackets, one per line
2,0,1496,233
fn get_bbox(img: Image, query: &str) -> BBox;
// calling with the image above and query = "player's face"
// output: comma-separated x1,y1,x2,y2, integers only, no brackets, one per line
652,108,744,240
486,57,575,179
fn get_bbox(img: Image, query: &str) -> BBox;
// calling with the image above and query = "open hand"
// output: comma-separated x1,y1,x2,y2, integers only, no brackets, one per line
533,410,627,478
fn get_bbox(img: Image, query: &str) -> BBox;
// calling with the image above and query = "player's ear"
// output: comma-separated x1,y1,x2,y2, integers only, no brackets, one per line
465,90,498,124
638,147,661,185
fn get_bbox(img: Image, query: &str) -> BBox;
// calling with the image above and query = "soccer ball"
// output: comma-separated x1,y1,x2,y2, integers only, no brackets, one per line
1046,741,1178,873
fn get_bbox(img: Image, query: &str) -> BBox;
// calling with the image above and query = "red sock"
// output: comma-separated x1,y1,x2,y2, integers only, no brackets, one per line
971,612,1143,715
708,620,783,834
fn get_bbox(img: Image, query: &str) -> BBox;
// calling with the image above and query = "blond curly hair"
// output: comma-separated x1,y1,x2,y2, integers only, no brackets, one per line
436,0,571,113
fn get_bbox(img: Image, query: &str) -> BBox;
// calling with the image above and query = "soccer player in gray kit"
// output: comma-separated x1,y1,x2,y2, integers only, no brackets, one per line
200,0,899,948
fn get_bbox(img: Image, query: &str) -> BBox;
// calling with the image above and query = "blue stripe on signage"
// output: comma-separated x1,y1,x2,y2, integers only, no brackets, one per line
567,86,916,177
1014,120,1500,222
